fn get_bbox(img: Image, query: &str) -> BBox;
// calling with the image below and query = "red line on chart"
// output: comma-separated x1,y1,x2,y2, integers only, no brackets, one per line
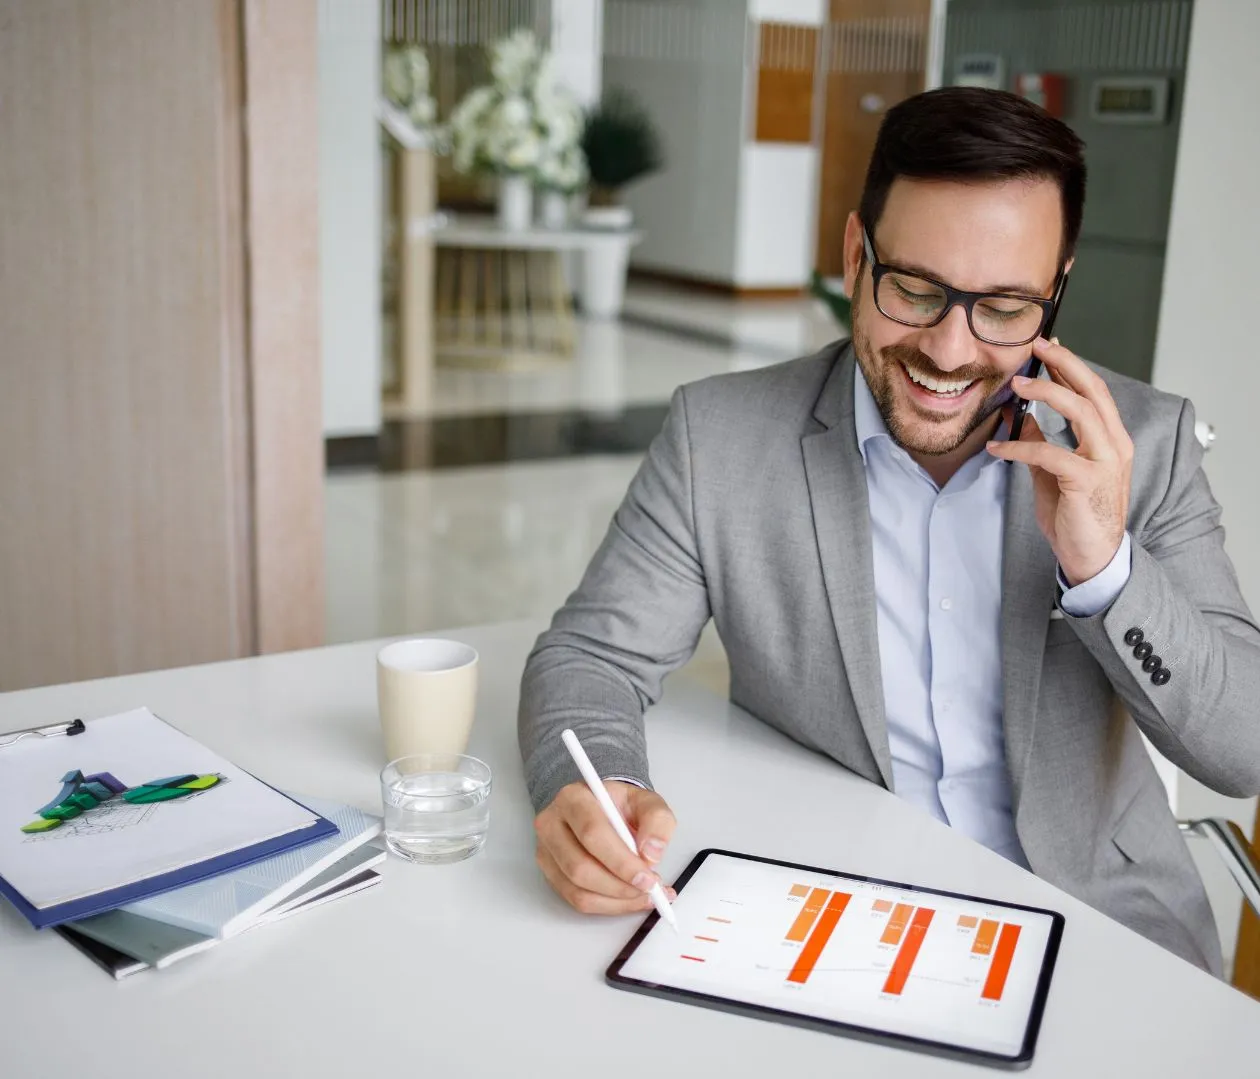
882,907,935,995
982,924,1022,1001
681,955,706,962
787,891,853,984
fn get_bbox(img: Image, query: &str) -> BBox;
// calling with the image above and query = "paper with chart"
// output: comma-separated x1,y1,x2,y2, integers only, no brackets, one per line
618,853,1056,1058
0,707,320,909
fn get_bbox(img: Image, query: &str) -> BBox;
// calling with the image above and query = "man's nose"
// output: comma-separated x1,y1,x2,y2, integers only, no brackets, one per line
916,304,978,373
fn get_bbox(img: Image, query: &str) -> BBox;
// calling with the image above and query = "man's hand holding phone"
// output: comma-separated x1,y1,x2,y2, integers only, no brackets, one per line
534,780,677,914
986,336,1134,586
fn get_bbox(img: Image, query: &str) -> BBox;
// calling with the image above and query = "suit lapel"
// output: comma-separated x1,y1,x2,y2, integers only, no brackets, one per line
1000,447,1061,818
801,347,894,789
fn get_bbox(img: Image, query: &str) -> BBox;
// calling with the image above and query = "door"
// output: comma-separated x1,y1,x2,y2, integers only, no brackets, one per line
815,0,932,277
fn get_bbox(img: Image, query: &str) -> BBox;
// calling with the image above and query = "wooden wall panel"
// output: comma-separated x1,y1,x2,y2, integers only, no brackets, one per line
755,23,819,145
241,0,326,654
0,0,252,690
0,0,325,690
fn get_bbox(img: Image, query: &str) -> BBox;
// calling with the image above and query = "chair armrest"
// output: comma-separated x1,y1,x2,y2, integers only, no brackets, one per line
1179,818,1260,917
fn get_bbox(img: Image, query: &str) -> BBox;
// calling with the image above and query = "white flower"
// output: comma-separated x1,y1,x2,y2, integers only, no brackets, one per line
383,51,413,105
491,29,540,94
383,45,438,137
498,94,532,132
503,131,542,172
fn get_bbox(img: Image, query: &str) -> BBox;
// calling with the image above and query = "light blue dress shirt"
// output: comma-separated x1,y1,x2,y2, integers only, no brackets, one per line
854,365,1131,867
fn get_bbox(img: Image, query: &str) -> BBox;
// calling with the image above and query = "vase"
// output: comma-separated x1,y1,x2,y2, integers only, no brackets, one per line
538,189,570,229
497,174,532,231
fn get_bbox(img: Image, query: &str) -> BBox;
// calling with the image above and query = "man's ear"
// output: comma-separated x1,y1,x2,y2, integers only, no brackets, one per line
842,212,866,299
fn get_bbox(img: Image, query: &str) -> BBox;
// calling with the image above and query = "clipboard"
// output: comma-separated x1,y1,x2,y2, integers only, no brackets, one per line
0,708,339,930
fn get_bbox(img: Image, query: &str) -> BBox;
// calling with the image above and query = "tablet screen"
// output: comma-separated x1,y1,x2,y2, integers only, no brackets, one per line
609,850,1061,1065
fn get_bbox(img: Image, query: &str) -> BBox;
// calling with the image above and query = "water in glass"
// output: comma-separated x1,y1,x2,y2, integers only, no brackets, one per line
384,769,490,863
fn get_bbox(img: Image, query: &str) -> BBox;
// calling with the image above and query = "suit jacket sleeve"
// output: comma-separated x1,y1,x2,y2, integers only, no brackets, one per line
1067,397,1260,796
518,387,711,813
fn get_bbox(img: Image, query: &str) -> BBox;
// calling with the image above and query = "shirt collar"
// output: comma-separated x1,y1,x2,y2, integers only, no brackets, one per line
853,360,890,465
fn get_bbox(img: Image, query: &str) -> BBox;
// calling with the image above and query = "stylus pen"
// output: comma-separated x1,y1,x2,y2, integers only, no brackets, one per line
561,728,679,933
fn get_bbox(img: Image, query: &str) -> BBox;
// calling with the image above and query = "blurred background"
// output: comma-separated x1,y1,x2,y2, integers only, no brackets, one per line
1,0,1256,985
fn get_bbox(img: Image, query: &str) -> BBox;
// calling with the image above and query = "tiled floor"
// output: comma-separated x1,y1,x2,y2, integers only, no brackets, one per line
325,453,731,691
325,285,840,692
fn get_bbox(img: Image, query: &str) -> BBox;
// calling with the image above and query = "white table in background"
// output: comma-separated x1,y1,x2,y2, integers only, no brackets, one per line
432,216,642,368
1,619,1257,1078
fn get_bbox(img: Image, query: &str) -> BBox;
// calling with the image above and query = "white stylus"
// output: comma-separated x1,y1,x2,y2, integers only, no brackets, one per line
561,728,679,933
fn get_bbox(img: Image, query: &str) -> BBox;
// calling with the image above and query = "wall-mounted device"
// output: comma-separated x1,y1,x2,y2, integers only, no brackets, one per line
1089,76,1171,124
953,54,1005,90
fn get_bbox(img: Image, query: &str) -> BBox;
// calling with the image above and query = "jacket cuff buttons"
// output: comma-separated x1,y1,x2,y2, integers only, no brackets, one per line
1124,626,1171,686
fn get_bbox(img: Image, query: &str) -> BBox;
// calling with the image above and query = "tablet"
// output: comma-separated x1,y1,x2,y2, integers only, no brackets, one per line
607,850,1063,1070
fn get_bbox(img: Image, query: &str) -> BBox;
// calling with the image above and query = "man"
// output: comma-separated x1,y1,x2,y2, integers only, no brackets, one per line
517,88,1260,974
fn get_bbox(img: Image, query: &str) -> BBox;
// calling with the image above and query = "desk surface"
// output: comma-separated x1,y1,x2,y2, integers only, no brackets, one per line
2,620,1257,1077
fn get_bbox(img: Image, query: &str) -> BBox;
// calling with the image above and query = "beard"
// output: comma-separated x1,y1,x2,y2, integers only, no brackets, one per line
850,283,1013,458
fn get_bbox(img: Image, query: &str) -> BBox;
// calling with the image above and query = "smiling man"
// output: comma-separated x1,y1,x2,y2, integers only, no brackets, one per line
517,88,1260,974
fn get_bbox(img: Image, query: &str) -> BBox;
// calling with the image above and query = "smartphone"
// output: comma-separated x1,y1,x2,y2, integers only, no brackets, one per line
1007,272,1071,442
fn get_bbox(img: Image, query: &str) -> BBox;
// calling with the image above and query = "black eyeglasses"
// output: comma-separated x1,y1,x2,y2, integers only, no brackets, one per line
862,226,1064,347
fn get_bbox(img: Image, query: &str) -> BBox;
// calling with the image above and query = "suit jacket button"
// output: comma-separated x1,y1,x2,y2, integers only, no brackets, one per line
1142,654,1162,673
1124,627,1144,647
1134,641,1153,661
1151,667,1172,686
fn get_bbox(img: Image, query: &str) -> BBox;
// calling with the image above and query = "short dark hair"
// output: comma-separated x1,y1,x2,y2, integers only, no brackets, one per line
858,87,1087,262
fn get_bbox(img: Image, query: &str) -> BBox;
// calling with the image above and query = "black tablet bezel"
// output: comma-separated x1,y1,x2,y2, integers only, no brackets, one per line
606,848,1064,1071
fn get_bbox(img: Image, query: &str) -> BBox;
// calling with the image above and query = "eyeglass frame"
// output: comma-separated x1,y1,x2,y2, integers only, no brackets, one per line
861,225,1067,347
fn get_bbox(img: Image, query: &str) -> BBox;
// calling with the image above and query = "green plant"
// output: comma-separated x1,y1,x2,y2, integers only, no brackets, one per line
810,271,852,329
580,88,663,201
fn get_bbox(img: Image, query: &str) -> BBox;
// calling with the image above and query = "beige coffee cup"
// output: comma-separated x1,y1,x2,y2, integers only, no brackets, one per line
377,639,479,760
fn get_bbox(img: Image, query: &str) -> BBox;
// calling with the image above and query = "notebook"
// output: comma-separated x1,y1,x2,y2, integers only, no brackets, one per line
57,856,383,979
116,795,381,938
0,707,337,928
63,844,386,971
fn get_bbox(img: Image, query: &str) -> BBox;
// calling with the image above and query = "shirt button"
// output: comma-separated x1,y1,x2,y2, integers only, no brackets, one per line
940,598,953,611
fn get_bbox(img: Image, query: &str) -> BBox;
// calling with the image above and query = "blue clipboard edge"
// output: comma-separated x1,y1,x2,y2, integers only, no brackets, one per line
0,709,340,930
0,815,338,930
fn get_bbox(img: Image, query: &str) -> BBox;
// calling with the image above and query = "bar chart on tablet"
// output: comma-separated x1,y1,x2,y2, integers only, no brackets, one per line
618,853,1055,1056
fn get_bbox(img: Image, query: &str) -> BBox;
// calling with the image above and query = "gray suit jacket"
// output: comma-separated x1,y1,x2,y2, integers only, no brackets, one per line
518,342,1260,974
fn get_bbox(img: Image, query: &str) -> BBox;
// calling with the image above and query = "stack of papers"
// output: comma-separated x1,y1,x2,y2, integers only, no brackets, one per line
58,795,384,978
0,707,384,980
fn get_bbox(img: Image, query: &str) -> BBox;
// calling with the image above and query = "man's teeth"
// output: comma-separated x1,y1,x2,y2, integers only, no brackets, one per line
903,364,975,396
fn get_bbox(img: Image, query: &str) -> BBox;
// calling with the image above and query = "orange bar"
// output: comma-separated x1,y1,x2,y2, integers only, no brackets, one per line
789,884,810,898
880,902,914,945
958,915,979,929
787,891,852,984
707,917,732,924
694,935,719,943
873,899,894,913
681,955,706,962
882,907,935,995
785,887,831,942
982,924,1022,1001
973,919,1000,955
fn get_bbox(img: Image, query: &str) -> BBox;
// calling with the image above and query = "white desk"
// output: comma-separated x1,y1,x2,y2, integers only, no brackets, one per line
2,619,1257,1077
